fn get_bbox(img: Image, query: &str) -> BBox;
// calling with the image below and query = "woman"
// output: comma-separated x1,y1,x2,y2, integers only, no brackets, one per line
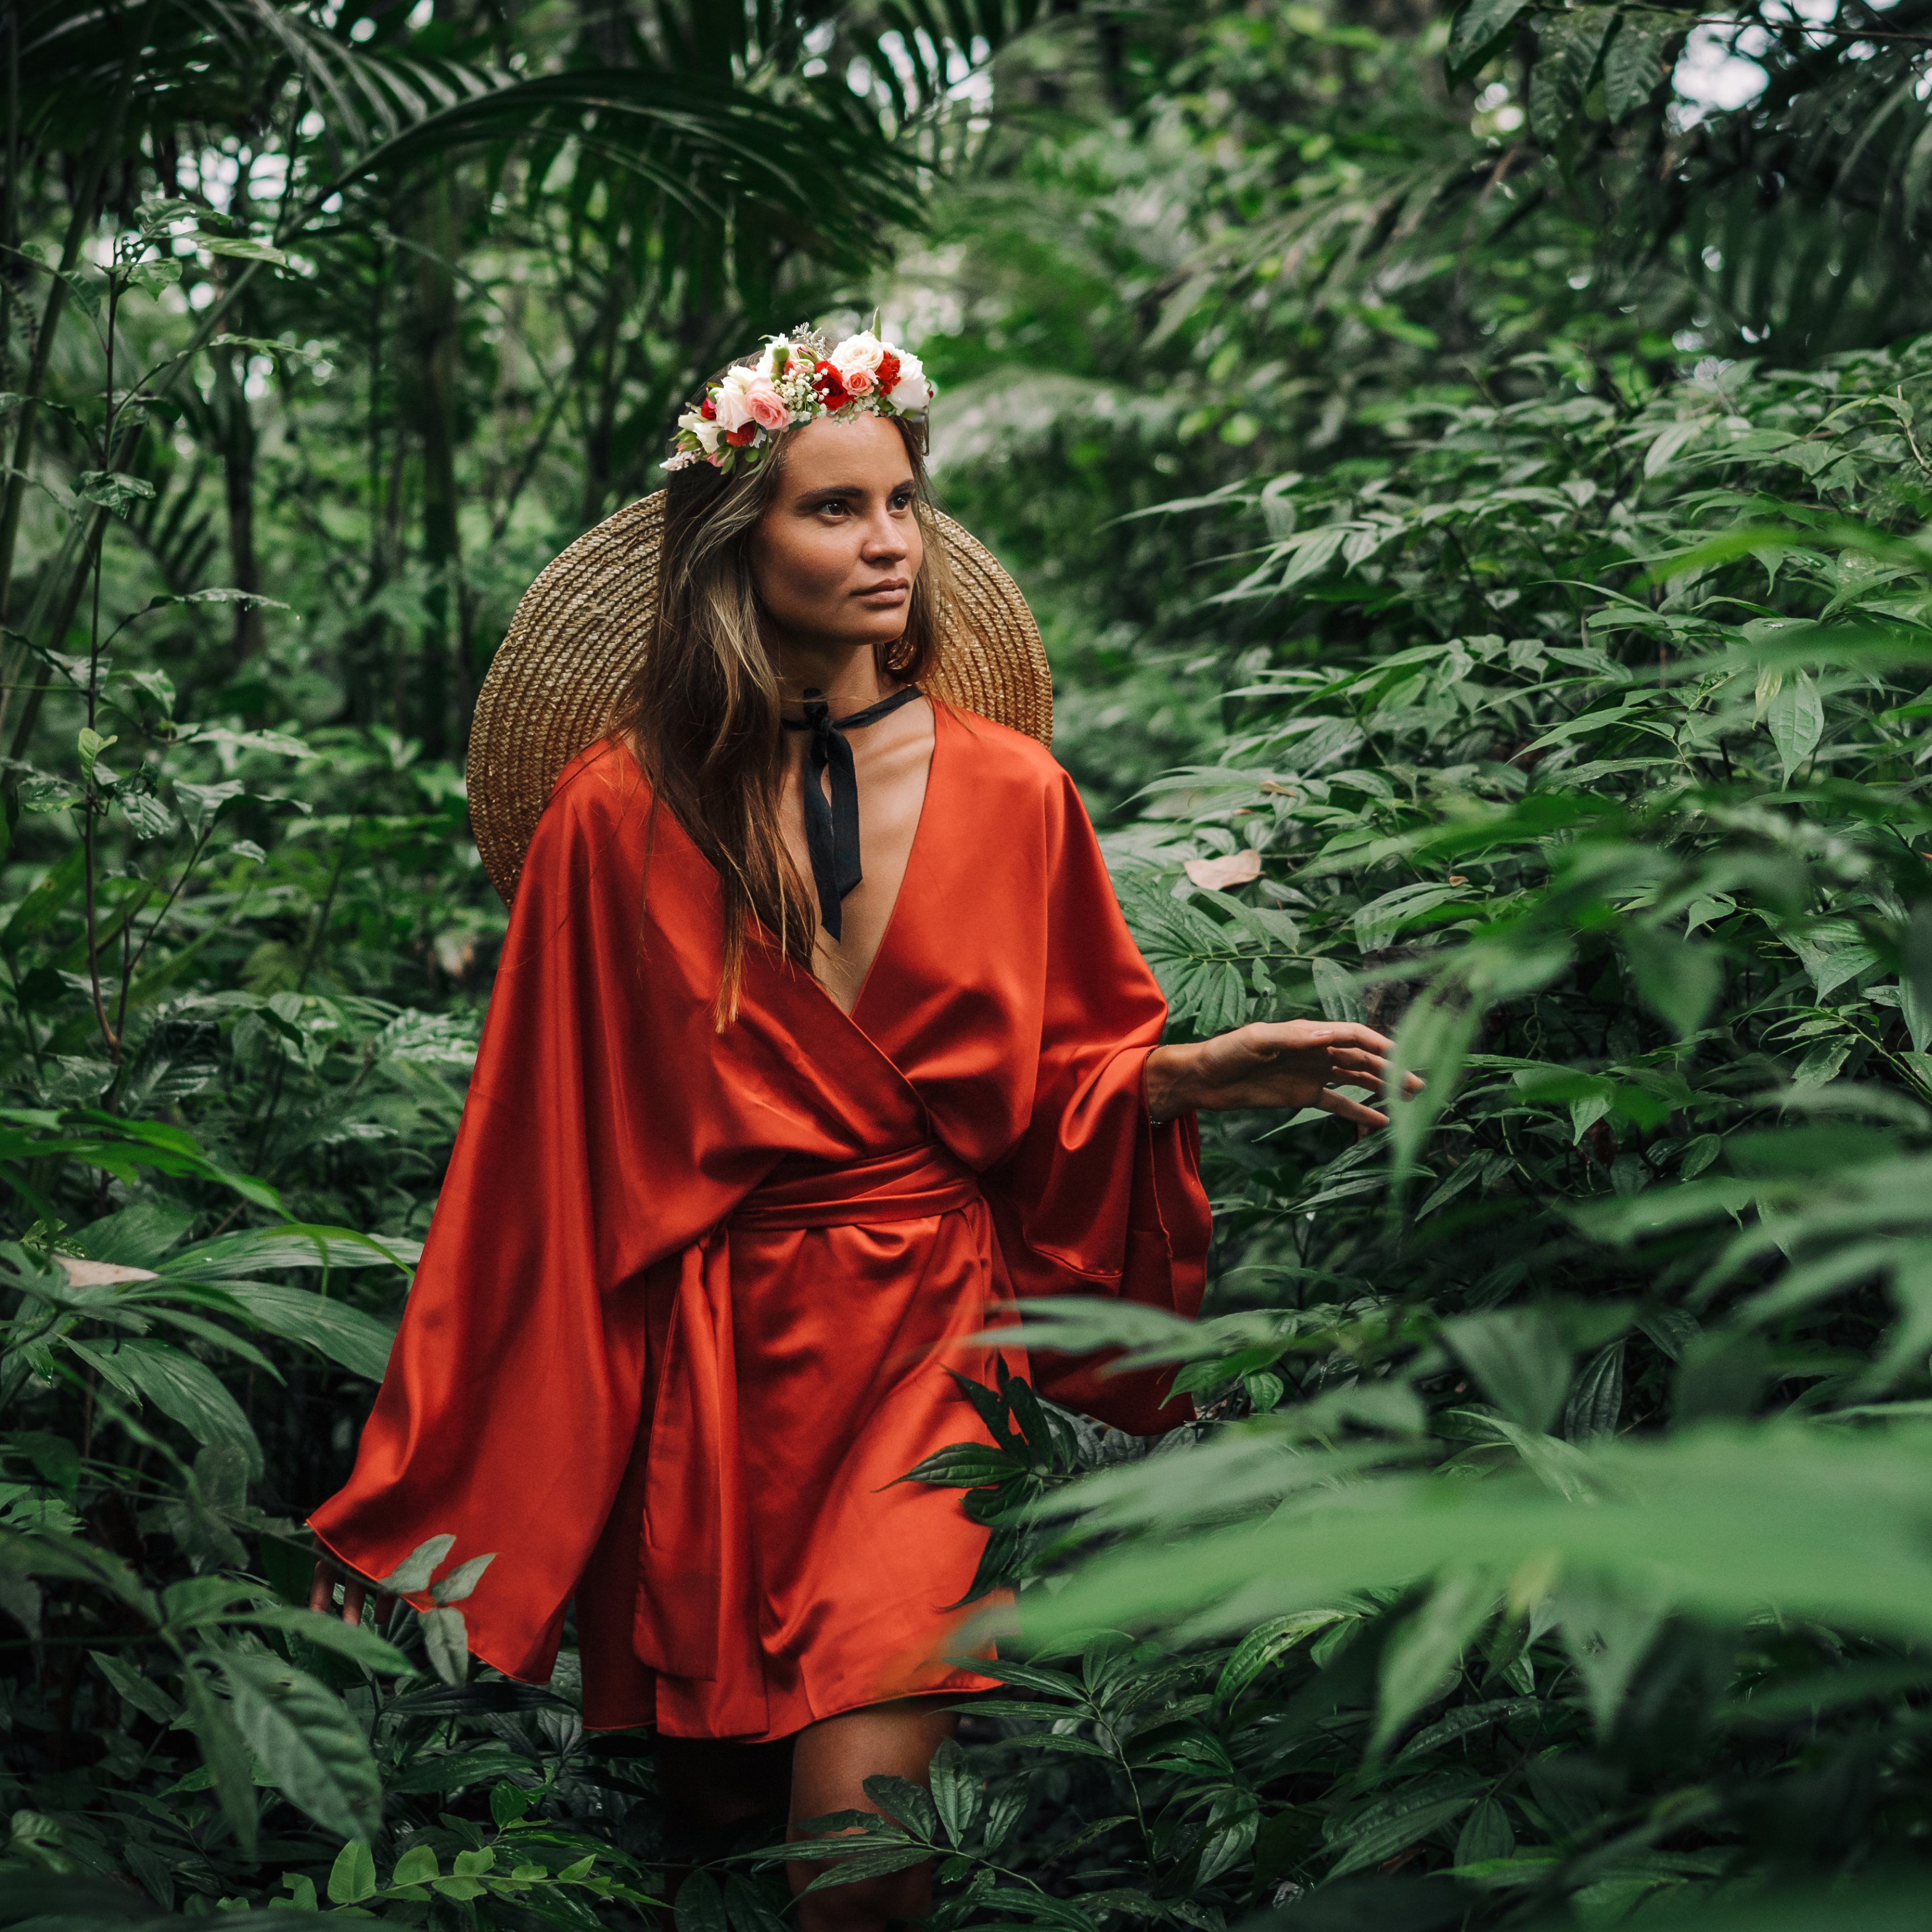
310,327,1407,1931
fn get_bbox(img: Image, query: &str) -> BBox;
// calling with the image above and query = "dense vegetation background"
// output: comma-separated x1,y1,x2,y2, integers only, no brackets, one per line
5,1,1932,1929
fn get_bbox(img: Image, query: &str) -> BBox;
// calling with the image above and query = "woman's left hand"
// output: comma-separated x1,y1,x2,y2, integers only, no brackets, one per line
1146,1021,1420,1129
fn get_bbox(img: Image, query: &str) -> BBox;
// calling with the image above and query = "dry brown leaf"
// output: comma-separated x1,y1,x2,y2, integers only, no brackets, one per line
56,1257,159,1289
1184,850,1263,890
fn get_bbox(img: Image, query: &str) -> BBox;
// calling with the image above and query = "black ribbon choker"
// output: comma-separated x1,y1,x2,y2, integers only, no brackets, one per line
781,684,924,941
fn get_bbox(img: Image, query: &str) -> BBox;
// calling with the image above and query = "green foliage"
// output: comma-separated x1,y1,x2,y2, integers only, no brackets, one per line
875,8,1932,1925
8,1,1932,1929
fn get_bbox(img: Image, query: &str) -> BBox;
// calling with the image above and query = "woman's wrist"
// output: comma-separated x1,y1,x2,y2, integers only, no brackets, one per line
1146,1043,1206,1123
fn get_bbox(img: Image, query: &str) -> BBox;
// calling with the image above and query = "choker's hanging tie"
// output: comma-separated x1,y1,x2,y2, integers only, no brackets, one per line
782,685,923,941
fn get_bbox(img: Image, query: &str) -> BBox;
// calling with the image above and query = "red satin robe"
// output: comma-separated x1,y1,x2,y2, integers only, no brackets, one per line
310,701,1210,1740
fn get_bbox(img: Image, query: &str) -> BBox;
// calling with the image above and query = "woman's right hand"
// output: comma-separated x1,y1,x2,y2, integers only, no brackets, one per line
308,1537,390,1628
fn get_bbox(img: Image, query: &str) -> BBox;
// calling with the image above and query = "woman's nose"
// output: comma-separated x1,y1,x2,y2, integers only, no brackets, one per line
860,512,907,560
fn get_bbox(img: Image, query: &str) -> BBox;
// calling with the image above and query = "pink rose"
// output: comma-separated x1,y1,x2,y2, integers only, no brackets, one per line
746,379,792,431
841,367,876,397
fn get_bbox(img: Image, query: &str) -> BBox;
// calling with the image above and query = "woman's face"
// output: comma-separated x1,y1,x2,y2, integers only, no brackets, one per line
748,414,925,659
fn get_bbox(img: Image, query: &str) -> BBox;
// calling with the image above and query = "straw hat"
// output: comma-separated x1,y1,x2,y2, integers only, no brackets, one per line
466,492,1053,904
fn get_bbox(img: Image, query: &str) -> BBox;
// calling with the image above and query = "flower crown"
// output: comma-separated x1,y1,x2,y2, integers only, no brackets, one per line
663,325,934,475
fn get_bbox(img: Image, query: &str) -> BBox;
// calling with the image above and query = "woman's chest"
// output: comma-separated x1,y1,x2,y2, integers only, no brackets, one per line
776,703,935,1017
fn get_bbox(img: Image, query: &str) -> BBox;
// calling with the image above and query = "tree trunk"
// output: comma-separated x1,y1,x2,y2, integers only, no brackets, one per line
412,169,463,758
349,238,390,727
212,346,264,663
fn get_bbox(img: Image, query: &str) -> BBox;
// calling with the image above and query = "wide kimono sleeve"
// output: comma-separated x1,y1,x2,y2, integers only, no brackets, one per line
309,746,772,1681
983,766,1214,1436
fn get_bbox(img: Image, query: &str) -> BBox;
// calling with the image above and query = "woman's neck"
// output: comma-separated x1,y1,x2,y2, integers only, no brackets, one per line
767,634,900,716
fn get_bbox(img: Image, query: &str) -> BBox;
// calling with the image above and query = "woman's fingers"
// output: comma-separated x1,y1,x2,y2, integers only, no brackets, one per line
310,1544,388,1627
1318,1088,1389,1129
1326,1047,1392,1082
1288,1045,1426,1101
1248,1020,1396,1058
310,1552,363,1622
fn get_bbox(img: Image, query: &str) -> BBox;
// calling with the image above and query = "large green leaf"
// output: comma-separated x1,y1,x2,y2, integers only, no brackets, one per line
94,1338,264,1477
1024,1424,1932,1647
179,1661,260,1856
213,1648,384,1842
194,1281,395,1381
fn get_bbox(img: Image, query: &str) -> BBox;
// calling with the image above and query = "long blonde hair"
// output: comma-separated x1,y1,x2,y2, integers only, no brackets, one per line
617,391,951,1024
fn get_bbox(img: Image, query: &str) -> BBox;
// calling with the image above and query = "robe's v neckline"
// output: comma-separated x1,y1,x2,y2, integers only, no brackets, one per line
827,694,942,1031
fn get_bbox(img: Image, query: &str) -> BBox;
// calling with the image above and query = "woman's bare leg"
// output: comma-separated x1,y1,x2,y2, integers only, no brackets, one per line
787,1697,958,1932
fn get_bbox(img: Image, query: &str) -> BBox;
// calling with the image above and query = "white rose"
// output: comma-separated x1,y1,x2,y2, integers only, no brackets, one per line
678,407,722,455
712,367,757,433
831,330,887,377
887,350,930,412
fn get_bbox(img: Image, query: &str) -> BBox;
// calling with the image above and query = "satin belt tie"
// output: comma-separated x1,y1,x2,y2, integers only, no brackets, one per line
635,1140,983,1686
730,1143,981,1232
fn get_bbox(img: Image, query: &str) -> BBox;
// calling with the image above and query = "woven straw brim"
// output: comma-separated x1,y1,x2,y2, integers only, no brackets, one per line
467,492,1051,905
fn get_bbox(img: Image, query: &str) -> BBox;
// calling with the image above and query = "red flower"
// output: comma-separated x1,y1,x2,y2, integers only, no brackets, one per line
877,351,900,394
813,358,850,411
725,422,759,447
700,395,717,420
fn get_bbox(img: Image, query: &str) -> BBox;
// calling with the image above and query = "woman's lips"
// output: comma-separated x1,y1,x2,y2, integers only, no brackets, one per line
854,579,909,598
